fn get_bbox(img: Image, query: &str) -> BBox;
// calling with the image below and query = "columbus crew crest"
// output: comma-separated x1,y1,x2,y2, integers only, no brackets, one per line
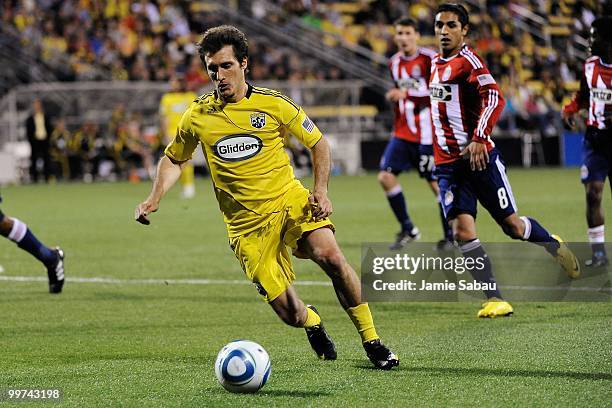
250,112,266,129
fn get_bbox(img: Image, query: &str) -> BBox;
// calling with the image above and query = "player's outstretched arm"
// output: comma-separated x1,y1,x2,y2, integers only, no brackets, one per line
309,137,332,220
134,155,183,225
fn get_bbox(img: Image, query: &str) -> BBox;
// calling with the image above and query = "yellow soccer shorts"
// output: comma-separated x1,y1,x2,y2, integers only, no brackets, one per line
229,186,334,303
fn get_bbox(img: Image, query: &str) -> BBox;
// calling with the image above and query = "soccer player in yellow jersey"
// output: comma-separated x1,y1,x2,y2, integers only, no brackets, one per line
159,76,198,198
135,26,399,369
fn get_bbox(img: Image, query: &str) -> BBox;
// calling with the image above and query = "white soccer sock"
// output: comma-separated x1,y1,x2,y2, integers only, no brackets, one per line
8,218,27,243
588,225,605,243
520,216,532,240
386,185,402,197
459,238,481,253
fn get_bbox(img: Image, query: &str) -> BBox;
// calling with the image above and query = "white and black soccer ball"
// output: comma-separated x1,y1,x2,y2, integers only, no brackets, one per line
214,340,271,393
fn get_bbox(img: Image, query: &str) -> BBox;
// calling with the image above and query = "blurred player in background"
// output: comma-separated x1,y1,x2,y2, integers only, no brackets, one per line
379,17,454,250
0,194,64,293
159,76,197,198
431,4,580,317
562,16,612,267
135,25,399,369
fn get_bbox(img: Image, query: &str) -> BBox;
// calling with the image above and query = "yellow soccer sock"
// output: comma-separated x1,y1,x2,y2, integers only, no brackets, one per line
303,307,322,328
347,303,379,343
180,163,195,187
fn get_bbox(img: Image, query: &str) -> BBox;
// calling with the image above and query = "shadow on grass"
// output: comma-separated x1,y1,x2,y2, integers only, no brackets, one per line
406,366,612,381
203,387,330,398
354,363,612,381
258,390,332,397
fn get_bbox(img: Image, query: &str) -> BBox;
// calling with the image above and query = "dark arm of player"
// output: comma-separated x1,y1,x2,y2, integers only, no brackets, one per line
134,155,186,225
309,136,333,220
562,72,589,129
462,75,505,171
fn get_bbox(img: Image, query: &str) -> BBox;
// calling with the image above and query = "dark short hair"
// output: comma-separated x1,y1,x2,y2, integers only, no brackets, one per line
436,3,470,28
197,25,249,63
394,17,418,30
592,16,612,39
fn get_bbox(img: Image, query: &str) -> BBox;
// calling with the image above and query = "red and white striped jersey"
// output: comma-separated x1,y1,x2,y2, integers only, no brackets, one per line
388,48,436,144
429,44,505,165
563,56,612,130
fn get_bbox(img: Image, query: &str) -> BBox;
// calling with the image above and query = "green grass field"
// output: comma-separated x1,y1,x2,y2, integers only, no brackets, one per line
1,168,611,407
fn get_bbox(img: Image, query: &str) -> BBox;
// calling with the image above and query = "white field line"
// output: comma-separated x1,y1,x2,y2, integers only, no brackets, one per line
0,275,332,286
0,276,608,292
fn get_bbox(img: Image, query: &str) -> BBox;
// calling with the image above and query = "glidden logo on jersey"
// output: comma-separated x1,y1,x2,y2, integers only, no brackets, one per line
591,88,612,104
213,134,263,162
430,84,453,102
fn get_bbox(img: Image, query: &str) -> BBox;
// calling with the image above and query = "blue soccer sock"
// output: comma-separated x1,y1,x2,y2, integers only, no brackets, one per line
520,216,560,256
438,200,453,241
386,185,414,232
460,239,503,300
7,218,56,266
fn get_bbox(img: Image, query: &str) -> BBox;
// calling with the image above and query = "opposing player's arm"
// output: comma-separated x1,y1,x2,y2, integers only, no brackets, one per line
562,68,589,129
462,60,505,170
135,105,198,225
386,66,407,102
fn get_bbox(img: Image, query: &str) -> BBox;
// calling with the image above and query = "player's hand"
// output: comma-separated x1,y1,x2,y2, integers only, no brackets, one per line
460,141,489,171
385,88,407,103
134,200,158,225
562,111,576,130
309,191,332,221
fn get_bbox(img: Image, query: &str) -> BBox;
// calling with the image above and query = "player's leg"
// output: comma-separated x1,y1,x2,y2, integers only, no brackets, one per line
581,128,610,266
269,286,336,360
298,228,399,369
437,162,511,317
0,209,64,293
179,162,196,198
378,138,419,249
473,151,580,278
419,144,453,248
585,181,607,266
229,217,337,360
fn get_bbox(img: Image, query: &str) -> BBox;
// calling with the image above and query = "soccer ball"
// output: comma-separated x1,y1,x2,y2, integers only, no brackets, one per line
214,340,271,393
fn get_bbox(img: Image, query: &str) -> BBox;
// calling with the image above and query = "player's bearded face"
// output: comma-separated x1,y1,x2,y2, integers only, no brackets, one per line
434,12,468,57
394,25,418,55
205,45,248,102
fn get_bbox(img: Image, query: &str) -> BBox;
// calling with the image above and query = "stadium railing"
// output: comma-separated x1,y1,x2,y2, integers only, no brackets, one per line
0,80,380,182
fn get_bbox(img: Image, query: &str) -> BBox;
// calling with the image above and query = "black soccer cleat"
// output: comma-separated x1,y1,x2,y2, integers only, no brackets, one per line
585,254,609,268
389,227,421,250
436,239,456,252
363,339,399,370
47,247,65,294
304,305,337,360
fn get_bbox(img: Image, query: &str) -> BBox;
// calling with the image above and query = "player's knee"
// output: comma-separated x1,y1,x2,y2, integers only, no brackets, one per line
312,247,346,275
501,219,524,239
377,171,395,188
586,186,603,207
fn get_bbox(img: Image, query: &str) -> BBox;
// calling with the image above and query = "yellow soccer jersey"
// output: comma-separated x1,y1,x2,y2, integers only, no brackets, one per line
159,91,197,140
165,84,323,236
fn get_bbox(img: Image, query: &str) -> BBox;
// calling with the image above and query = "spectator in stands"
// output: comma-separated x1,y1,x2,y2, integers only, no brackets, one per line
49,118,72,181
25,99,53,183
68,121,99,182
